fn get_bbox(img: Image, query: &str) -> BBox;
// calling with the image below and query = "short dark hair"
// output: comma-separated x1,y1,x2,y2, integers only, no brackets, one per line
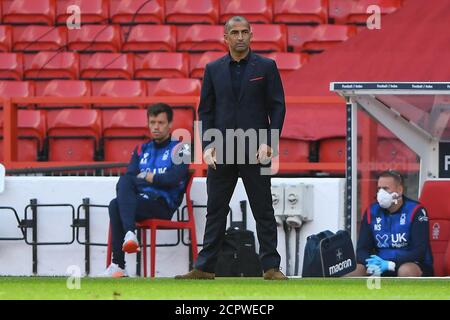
378,170,404,187
147,103,173,123
224,16,250,34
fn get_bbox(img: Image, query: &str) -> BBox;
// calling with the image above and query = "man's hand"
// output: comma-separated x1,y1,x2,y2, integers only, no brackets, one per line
137,171,154,183
256,144,272,165
365,255,395,274
203,147,217,170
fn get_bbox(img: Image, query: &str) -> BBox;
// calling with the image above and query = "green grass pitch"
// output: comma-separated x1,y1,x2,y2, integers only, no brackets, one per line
0,277,449,300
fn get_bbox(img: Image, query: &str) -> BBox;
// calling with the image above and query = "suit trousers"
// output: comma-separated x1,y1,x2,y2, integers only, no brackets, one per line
195,163,281,273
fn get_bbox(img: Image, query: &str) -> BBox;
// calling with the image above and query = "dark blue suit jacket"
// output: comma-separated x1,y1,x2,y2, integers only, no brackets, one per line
198,51,286,154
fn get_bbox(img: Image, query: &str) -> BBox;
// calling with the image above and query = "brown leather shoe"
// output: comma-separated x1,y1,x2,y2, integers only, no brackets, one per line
175,269,215,280
263,268,288,280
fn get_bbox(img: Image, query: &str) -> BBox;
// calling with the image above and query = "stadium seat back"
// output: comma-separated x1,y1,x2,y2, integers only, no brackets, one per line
172,106,196,143
57,0,109,25
177,25,227,52
0,52,23,80
419,180,450,276
0,81,35,109
68,25,122,52
93,80,146,108
0,26,13,52
220,0,273,24
251,24,287,52
81,53,134,80
277,138,310,174
38,80,91,109
102,109,149,162
13,26,67,52
166,0,219,25
110,0,164,24
377,139,417,164
135,52,189,79
24,52,79,80
274,0,328,24
47,109,101,161
0,110,45,161
122,25,176,52
153,78,201,97
3,0,56,25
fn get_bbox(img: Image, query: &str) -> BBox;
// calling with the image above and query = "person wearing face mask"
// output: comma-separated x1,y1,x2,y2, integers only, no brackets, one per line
348,170,433,277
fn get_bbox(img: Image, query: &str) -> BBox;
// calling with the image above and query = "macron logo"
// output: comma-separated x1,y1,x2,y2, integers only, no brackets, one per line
329,259,352,275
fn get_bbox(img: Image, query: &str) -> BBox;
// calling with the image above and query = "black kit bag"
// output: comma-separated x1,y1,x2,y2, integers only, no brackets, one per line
215,201,263,277
302,230,356,277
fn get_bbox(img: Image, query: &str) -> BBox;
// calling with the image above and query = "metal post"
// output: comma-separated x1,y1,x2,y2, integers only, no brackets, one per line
136,231,141,276
83,198,90,276
346,100,358,248
31,198,38,275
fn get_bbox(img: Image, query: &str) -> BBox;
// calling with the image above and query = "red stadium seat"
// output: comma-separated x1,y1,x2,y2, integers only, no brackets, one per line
277,138,310,174
220,0,273,24
419,180,450,276
166,0,219,25
274,0,328,24
107,169,198,278
47,109,102,161
153,78,201,96
329,0,403,24
24,52,79,80
172,106,196,143
263,52,308,73
135,52,189,79
377,139,417,164
110,0,164,24
81,53,134,80
93,80,147,109
0,110,46,161
0,26,12,52
102,109,149,162
0,81,35,109
38,80,91,109
122,25,176,52
57,0,109,25
177,25,227,52
68,25,122,52
251,24,287,52
190,51,226,78
2,0,56,25
0,53,23,80
13,26,67,52
287,25,357,53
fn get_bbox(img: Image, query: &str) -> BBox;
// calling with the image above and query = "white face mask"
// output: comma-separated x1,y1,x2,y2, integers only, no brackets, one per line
377,189,399,209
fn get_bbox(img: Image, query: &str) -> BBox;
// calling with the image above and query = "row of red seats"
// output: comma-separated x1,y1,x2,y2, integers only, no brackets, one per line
0,0,403,26
0,107,195,162
0,108,417,173
0,51,308,81
0,80,201,108
0,23,357,53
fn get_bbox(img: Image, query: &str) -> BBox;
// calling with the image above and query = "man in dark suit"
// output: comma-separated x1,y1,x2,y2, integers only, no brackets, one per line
176,16,287,280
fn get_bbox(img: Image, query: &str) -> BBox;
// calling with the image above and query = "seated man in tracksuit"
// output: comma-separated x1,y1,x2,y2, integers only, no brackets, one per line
103,103,189,277
351,170,433,277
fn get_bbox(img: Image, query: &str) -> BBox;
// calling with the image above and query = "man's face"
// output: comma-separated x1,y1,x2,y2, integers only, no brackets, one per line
148,112,171,142
377,176,403,196
224,21,252,54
